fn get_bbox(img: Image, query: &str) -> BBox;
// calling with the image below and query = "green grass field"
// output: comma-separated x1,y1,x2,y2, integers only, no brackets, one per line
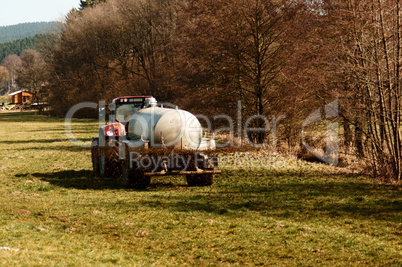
0,112,401,266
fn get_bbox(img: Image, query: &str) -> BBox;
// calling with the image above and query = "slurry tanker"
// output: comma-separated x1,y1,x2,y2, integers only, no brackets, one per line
91,96,220,188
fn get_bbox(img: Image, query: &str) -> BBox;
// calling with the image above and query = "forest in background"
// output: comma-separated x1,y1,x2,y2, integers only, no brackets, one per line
1,0,402,183
0,35,44,63
0,22,58,43
0,22,62,62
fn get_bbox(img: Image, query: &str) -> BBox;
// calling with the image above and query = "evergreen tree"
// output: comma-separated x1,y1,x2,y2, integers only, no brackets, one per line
79,0,107,10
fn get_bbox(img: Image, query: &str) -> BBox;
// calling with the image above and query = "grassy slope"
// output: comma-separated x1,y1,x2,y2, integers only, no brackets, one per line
0,112,401,266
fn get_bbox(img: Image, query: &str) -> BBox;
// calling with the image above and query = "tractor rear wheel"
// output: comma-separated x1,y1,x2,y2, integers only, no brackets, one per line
99,139,123,178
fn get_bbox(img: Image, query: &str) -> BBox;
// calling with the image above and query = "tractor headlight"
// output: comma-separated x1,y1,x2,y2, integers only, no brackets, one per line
104,122,126,137
106,130,115,136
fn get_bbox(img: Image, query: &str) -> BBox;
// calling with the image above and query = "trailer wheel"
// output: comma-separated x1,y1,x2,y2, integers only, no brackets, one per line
186,173,214,186
122,166,151,189
99,139,123,178
122,149,151,189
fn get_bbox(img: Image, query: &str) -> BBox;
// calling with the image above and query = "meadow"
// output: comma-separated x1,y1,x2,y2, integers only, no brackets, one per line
0,112,401,266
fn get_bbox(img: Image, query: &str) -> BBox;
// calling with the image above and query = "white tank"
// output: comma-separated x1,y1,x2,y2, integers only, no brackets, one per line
127,107,203,149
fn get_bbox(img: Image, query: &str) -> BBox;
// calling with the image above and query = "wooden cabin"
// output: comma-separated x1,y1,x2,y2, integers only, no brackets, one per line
9,90,34,105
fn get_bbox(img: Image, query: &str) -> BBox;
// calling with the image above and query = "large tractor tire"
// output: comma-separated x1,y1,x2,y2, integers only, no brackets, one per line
99,139,123,178
121,147,151,189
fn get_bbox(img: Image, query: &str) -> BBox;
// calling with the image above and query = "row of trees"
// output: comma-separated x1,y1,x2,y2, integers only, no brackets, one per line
47,0,312,133
1,0,401,182
334,0,402,181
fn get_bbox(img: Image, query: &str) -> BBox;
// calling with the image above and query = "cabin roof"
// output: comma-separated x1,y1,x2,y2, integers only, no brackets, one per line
9,90,33,96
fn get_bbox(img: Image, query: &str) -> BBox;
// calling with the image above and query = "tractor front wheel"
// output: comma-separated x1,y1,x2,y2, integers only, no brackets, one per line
99,139,123,178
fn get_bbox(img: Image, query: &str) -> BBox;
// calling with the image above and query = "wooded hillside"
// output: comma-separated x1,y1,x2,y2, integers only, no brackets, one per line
0,22,58,43
0,35,44,62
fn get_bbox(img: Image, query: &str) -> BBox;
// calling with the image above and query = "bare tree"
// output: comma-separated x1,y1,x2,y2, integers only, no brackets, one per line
118,0,180,99
1,54,21,93
177,0,303,143
16,49,49,103
45,0,181,115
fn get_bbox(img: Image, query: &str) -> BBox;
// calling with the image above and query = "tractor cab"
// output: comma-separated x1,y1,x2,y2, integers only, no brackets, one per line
110,96,156,123
99,96,157,138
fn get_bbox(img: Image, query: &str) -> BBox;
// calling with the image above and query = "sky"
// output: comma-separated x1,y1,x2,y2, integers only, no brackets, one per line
0,0,80,27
